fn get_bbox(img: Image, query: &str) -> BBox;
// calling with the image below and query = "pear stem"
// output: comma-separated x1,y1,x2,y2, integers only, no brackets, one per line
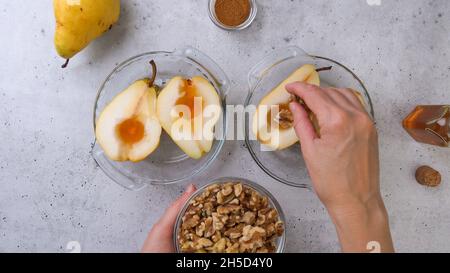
61,59,70,69
148,60,157,87
316,66,332,72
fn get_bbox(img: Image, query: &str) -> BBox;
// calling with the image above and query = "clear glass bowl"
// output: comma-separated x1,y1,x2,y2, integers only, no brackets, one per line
244,46,375,188
208,0,258,31
174,177,286,253
92,47,230,190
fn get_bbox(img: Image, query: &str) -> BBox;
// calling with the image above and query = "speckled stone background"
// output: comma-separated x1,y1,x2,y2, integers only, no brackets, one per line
0,0,449,253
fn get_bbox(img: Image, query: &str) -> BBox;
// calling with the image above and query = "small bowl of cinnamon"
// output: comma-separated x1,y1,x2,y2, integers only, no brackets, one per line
208,0,257,30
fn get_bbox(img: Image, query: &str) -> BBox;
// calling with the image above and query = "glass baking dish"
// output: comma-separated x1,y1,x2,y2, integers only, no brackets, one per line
244,46,374,188
92,47,230,190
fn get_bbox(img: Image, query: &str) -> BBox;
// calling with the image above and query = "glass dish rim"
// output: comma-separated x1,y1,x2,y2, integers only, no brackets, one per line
208,0,258,31
91,50,228,186
173,176,287,253
244,53,375,189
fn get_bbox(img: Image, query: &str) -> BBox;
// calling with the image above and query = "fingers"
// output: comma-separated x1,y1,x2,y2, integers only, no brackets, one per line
158,184,197,228
332,88,366,111
285,82,333,116
289,101,318,144
141,184,197,253
286,82,369,119
325,88,355,108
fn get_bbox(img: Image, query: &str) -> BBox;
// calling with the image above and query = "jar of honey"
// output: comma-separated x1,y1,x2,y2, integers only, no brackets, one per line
403,105,450,147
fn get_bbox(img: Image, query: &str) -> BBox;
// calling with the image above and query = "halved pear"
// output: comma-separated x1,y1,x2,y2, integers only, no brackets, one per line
157,76,221,159
96,62,162,162
252,64,320,151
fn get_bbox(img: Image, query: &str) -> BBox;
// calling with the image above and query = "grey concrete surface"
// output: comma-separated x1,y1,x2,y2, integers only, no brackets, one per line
0,0,449,253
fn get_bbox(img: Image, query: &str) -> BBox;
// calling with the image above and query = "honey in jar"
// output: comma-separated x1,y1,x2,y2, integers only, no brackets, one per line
403,105,450,147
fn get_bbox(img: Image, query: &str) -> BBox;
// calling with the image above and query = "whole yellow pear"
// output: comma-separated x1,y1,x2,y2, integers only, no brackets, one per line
53,0,120,65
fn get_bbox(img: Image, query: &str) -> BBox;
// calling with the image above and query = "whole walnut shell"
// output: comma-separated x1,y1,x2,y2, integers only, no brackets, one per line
415,166,441,187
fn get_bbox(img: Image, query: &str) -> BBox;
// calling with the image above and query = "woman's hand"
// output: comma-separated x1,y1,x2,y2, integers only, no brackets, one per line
286,82,394,253
141,184,196,253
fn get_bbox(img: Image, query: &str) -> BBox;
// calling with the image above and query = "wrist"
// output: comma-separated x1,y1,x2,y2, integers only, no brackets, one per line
326,196,393,252
328,195,388,225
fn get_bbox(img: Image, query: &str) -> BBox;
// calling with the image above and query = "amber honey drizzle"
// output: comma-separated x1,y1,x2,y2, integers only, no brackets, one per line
116,117,145,145
176,79,202,119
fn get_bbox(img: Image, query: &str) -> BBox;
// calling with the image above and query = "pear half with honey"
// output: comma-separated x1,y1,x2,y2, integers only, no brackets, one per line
252,64,320,151
157,76,221,159
96,61,162,162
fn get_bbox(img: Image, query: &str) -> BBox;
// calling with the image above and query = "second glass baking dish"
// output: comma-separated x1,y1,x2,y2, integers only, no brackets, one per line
244,46,374,188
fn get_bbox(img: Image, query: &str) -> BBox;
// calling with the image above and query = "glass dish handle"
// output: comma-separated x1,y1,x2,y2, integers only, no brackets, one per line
178,46,231,100
91,142,147,191
247,46,308,91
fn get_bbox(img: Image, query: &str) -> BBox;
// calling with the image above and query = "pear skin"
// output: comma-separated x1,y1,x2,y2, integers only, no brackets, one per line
53,0,120,62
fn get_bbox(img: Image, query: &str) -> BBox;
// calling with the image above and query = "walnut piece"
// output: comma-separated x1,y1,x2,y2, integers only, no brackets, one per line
275,108,294,130
178,182,284,253
234,183,243,196
242,211,256,225
415,165,441,187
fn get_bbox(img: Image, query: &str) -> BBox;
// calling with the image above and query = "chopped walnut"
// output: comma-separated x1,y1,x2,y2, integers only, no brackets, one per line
211,230,222,243
212,212,225,231
221,184,234,196
227,214,241,227
182,214,200,229
256,214,266,225
195,221,205,237
224,223,245,239
275,221,284,236
217,204,241,215
225,242,240,253
264,223,276,237
242,211,256,225
266,209,278,222
234,183,243,196
216,190,235,204
178,182,284,253
275,108,294,130
180,241,195,252
229,198,240,205
206,237,226,253
203,217,214,238
203,202,214,216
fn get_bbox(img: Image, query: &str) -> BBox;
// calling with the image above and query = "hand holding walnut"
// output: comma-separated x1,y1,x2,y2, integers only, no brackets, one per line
286,82,394,253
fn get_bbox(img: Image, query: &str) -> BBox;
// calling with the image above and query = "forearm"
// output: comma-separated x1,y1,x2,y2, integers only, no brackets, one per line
328,196,394,253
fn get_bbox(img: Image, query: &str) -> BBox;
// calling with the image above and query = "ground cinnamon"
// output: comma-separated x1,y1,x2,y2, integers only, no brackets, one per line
215,0,251,27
